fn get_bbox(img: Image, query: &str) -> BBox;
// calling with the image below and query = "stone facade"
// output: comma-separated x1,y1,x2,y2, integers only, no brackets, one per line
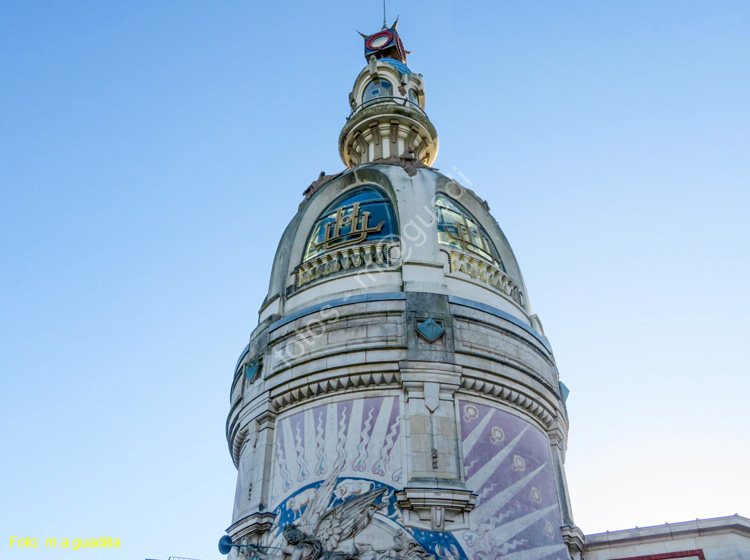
585,516,750,560
225,162,579,560
223,23,580,560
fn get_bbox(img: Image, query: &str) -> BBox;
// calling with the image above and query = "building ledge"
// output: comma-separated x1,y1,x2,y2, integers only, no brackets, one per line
585,514,750,549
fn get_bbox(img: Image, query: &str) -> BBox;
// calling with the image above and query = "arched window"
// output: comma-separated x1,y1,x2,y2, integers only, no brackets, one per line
436,194,505,269
304,187,398,261
407,87,419,106
363,79,393,103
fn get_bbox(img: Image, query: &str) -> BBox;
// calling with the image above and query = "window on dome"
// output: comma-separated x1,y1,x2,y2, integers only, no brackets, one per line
408,88,419,106
436,194,505,269
363,79,393,103
304,187,398,261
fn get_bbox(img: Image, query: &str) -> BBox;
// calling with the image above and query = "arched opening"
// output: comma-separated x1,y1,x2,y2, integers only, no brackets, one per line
363,78,393,103
304,186,398,262
436,194,505,269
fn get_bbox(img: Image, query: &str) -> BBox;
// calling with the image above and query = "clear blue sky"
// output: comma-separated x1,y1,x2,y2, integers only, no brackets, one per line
1,2,748,559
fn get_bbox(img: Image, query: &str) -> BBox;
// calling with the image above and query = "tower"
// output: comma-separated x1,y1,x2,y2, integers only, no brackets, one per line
224,22,584,560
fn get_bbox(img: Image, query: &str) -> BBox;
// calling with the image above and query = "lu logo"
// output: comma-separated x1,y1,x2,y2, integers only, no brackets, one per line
315,202,385,251
446,222,493,258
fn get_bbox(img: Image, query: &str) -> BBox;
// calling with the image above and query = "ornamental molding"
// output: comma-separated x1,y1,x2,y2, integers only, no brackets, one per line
269,367,401,413
396,487,477,531
561,524,586,560
294,242,400,289
299,170,345,210
369,153,435,177
459,372,560,430
226,512,278,545
446,249,524,306
230,357,567,464
230,427,250,469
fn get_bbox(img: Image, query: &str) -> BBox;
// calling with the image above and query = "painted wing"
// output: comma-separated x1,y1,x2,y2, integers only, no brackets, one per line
314,487,387,550
297,461,345,533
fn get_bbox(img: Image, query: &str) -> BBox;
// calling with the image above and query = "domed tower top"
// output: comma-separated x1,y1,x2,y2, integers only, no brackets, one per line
339,21,439,168
223,19,583,560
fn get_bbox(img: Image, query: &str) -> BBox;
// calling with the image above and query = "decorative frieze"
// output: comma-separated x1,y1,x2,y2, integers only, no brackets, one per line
270,369,401,412
459,374,558,429
448,249,524,306
295,242,398,288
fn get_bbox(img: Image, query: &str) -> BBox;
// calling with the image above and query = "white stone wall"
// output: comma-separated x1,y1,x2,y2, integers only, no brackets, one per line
224,165,579,560
585,516,750,560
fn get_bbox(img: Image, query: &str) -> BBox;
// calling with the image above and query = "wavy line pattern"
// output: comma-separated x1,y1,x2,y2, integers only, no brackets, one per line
476,482,498,505
476,504,511,535
335,406,348,469
372,409,400,476
499,539,527,554
293,420,309,481
276,431,292,492
353,406,375,472
314,410,327,476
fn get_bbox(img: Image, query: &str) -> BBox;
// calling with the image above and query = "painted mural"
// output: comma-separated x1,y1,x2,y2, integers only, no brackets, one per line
455,401,567,560
270,396,403,508
260,397,567,560
265,396,464,560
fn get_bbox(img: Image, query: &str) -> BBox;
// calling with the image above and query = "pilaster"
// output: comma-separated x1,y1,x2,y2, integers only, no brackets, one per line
399,361,476,531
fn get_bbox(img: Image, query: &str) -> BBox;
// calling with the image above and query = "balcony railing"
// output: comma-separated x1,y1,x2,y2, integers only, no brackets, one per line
447,249,525,307
295,242,400,289
347,96,427,120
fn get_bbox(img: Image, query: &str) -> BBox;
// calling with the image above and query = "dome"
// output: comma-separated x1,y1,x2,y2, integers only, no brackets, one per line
258,164,537,336
379,57,412,74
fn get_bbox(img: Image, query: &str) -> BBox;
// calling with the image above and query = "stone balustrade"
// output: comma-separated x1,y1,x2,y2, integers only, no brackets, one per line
448,249,525,306
294,242,399,288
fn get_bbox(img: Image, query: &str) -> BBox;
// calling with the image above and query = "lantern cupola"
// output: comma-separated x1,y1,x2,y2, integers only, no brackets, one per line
339,21,439,168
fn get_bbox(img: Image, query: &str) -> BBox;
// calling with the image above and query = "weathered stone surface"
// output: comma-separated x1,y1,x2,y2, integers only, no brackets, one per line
226,162,578,560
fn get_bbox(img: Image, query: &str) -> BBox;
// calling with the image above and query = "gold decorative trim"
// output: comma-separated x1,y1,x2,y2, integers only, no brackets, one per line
295,242,398,288
448,249,524,306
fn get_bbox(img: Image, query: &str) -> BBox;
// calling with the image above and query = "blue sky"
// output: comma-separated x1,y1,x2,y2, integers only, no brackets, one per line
1,2,748,559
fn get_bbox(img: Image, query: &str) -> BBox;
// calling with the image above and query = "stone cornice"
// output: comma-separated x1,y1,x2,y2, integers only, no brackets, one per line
459,370,564,432
227,356,569,461
225,512,277,543
269,365,401,412
585,515,750,549
396,487,477,531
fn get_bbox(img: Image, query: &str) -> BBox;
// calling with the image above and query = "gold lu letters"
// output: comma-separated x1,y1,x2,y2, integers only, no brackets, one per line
315,202,385,251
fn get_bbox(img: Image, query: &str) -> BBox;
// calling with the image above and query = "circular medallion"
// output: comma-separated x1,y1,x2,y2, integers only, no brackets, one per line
366,31,392,51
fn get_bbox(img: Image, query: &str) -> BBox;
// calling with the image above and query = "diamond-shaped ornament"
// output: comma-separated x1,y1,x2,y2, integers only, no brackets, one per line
417,318,444,343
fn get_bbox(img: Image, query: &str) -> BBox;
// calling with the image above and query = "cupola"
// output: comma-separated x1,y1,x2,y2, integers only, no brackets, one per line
338,21,439,168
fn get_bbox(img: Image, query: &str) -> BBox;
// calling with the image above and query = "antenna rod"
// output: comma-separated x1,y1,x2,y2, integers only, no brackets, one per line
383,0,387,29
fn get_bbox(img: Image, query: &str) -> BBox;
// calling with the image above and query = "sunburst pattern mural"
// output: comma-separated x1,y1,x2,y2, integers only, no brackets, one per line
266,397,568,560
456,401,567,560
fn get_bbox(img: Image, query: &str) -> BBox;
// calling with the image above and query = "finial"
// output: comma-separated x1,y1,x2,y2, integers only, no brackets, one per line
382,0,387,30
